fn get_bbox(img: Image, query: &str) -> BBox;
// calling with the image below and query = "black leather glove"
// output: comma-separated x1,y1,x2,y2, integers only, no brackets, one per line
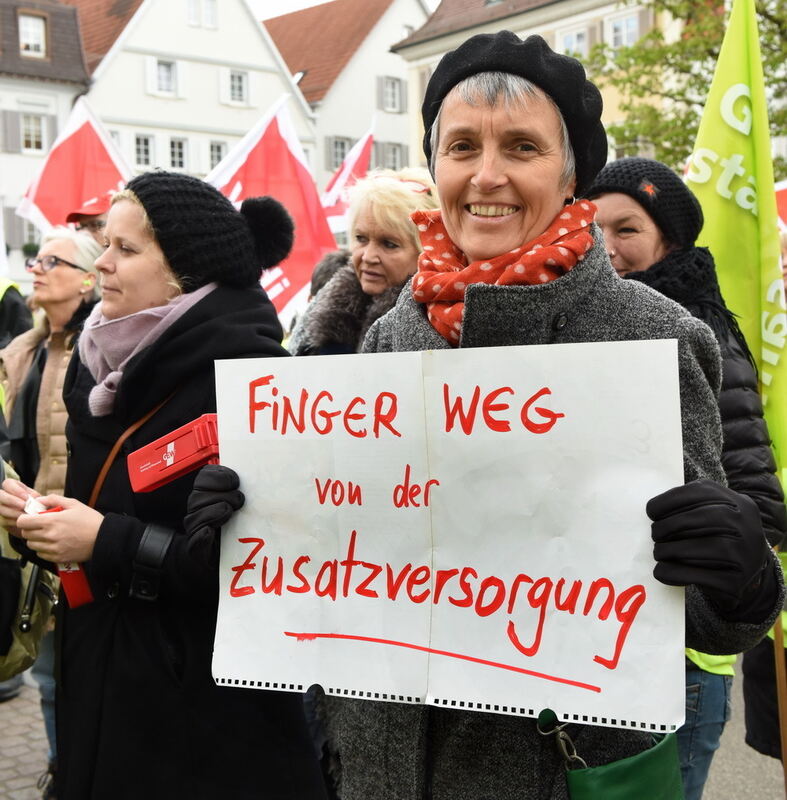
184,465,245,562
647,479,772,616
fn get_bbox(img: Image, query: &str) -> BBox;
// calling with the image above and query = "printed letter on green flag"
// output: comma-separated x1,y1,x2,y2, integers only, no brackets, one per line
686,0,787,479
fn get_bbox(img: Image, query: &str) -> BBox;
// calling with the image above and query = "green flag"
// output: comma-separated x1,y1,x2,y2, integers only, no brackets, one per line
686,0,786,479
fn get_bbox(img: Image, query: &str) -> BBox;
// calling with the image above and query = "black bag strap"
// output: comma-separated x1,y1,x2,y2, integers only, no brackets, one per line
129,523,175,602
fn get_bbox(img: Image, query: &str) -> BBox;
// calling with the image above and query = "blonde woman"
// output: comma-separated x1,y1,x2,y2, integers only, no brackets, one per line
290,167,438,355
0,173,327,800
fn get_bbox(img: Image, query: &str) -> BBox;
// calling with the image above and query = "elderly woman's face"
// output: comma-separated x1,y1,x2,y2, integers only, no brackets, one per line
29,238,95,312
95,200,179,320
351,206,420,295
434,91,575,262
593,193,669,277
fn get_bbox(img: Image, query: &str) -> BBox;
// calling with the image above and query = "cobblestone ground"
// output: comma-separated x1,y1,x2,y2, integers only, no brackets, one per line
0,677,48,800
0,670,784,798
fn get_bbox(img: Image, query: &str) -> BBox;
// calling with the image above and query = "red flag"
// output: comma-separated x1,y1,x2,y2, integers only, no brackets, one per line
321,124,374,234
16,97,131,231
776,179,787,231
205,96,335,324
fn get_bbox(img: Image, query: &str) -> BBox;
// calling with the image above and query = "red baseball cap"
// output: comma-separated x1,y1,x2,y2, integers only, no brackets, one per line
65,195,111,223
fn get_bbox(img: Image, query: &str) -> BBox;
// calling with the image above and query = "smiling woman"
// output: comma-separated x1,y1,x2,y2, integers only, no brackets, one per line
317,30,786,800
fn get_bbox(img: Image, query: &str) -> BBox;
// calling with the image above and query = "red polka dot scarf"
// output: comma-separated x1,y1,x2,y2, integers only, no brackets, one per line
410,201,597,344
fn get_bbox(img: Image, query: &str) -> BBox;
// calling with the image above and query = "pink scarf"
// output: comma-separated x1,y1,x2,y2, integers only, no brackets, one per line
79,283,216,416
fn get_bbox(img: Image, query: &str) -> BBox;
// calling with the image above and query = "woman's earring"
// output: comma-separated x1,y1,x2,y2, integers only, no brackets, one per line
564,196,577,206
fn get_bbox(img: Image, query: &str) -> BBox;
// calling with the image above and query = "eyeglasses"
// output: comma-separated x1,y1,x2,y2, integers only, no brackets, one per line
76,219,105,233
25,255,88,273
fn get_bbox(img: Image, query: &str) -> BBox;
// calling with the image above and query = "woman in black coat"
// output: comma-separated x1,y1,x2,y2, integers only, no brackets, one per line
587,157,787,800
0,172,327,800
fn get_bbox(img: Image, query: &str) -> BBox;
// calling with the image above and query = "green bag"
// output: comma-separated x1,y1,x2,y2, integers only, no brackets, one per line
538,709,684,800
0,531,57,681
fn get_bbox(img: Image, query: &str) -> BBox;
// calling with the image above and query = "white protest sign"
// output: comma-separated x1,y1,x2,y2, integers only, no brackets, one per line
213,340,686,732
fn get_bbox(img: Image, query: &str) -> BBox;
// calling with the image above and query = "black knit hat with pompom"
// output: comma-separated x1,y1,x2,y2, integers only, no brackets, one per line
585,157,703,248
125,171,293,291
421,31,608,196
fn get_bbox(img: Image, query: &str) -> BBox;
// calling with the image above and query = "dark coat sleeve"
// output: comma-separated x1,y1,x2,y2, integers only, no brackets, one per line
0,287,33,349
717,327,787,547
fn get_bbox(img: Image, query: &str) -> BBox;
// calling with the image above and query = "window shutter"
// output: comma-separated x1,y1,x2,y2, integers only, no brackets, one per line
399,79,407,113
638,8,651,36
245,72,253,107
4,207,22,249
376,77,385,111
45,114,57,149
371,141,381,169
325,137,335,171
418,67,430,103
2,111,21,153
587,25,598,48
145,56,157,93
218,66,230,104
402,144,409,167
176,61,187,99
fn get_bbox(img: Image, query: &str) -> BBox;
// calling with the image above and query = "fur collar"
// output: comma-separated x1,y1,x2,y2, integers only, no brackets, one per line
290,265,406,355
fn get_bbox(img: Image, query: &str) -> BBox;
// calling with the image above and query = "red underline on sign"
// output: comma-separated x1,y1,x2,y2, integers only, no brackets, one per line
283,631,601,693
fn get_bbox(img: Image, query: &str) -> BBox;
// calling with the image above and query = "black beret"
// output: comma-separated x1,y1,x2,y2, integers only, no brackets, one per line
125,171,293,292
585,157,704,248
421,31,608,196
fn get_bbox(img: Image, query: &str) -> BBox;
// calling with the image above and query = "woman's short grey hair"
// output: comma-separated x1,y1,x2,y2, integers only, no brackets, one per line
42,226,103,275
428,72,576,192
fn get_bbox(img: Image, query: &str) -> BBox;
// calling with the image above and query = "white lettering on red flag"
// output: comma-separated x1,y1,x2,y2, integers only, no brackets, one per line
206,96,336,324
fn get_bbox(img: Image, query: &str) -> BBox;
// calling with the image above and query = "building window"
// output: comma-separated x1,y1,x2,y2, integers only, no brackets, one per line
210,140,227,169
330,137,351,170
21,114,44,152
135,135,153,166
230,71,248,104
19,14,46,58
561,29,588,57
610,14,639,48
23,221,40,247
382,77,403,112
384,143,404,171
188,0,216,27
170,137,187,169
157,60,176,94
203,0,217,28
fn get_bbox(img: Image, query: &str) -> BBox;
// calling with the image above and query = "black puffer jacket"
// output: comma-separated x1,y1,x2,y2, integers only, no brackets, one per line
289,264,406,356
626,247,787,547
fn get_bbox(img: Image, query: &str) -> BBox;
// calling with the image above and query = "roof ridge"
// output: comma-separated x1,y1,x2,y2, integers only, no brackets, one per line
265,0,395,105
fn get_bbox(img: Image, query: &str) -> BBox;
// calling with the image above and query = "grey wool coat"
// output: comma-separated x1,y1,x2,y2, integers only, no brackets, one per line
322,226,784,800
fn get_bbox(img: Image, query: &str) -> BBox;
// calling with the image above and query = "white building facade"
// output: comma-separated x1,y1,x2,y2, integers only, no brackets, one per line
77,0,318,179
0,0,89,278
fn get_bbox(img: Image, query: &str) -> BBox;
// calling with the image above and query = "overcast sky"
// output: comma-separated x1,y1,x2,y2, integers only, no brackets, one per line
250,0,439,20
